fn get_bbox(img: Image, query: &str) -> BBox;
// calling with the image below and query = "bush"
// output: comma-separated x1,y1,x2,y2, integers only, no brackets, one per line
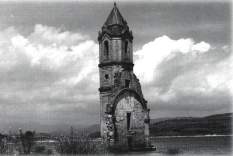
56,130,107,154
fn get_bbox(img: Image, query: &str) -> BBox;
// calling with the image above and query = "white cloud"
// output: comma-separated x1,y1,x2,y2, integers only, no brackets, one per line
134,35,211,83
206,54,233,94
134,35,232,115
11,35,29,47
0,24,99,126
192,41,211,52
30,24,87,46
0,24,98,72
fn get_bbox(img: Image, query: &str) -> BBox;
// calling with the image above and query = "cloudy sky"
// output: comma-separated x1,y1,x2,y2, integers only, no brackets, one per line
0,0,232,132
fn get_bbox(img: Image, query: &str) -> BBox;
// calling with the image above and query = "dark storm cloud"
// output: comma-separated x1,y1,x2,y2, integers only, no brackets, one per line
0,1,230,48
150,90,232,111
149,89,232,119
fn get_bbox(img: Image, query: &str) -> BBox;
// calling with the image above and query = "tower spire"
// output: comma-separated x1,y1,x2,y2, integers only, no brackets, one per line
104,2,127,27
98,2,132,41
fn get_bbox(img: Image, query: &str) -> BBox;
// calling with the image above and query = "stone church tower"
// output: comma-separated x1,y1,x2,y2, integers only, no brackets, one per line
98,3,150,149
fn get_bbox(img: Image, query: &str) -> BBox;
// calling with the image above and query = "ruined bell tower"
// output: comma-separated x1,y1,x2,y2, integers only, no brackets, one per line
98,3,151,150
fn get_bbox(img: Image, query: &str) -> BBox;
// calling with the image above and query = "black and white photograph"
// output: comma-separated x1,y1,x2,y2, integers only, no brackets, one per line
0,0,232,155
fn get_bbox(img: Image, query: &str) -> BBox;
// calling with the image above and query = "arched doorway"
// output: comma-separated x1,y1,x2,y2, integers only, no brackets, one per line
112,89,147,148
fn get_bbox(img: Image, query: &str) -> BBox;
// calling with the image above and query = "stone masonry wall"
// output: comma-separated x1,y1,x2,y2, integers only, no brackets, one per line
114,92,146,147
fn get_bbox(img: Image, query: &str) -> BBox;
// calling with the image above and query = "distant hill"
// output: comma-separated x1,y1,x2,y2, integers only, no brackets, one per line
9,113,227,137
87,113,232,138
150,113,232,136
150,117,194,125
150,117,173,124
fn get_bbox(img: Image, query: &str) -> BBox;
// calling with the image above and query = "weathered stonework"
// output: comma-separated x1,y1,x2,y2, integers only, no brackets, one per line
98,3,151,150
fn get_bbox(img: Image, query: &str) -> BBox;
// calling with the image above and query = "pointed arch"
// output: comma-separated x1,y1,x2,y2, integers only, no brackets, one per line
112,88,147,114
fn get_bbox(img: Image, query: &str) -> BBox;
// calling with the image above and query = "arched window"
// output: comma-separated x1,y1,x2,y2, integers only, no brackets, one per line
124,41,128,54
104,40,109,58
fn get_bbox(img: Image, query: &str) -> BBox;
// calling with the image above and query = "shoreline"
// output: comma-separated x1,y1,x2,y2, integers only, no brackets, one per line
152,134,233,138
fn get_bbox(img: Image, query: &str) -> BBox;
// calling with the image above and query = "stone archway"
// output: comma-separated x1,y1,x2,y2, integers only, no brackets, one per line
112,89,147,148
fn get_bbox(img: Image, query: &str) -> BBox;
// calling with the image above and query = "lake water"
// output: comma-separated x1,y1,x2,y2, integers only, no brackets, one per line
116,135,232,156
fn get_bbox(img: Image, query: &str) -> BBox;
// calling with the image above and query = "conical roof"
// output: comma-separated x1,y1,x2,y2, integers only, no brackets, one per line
104,2,127,27
98,2,133,41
